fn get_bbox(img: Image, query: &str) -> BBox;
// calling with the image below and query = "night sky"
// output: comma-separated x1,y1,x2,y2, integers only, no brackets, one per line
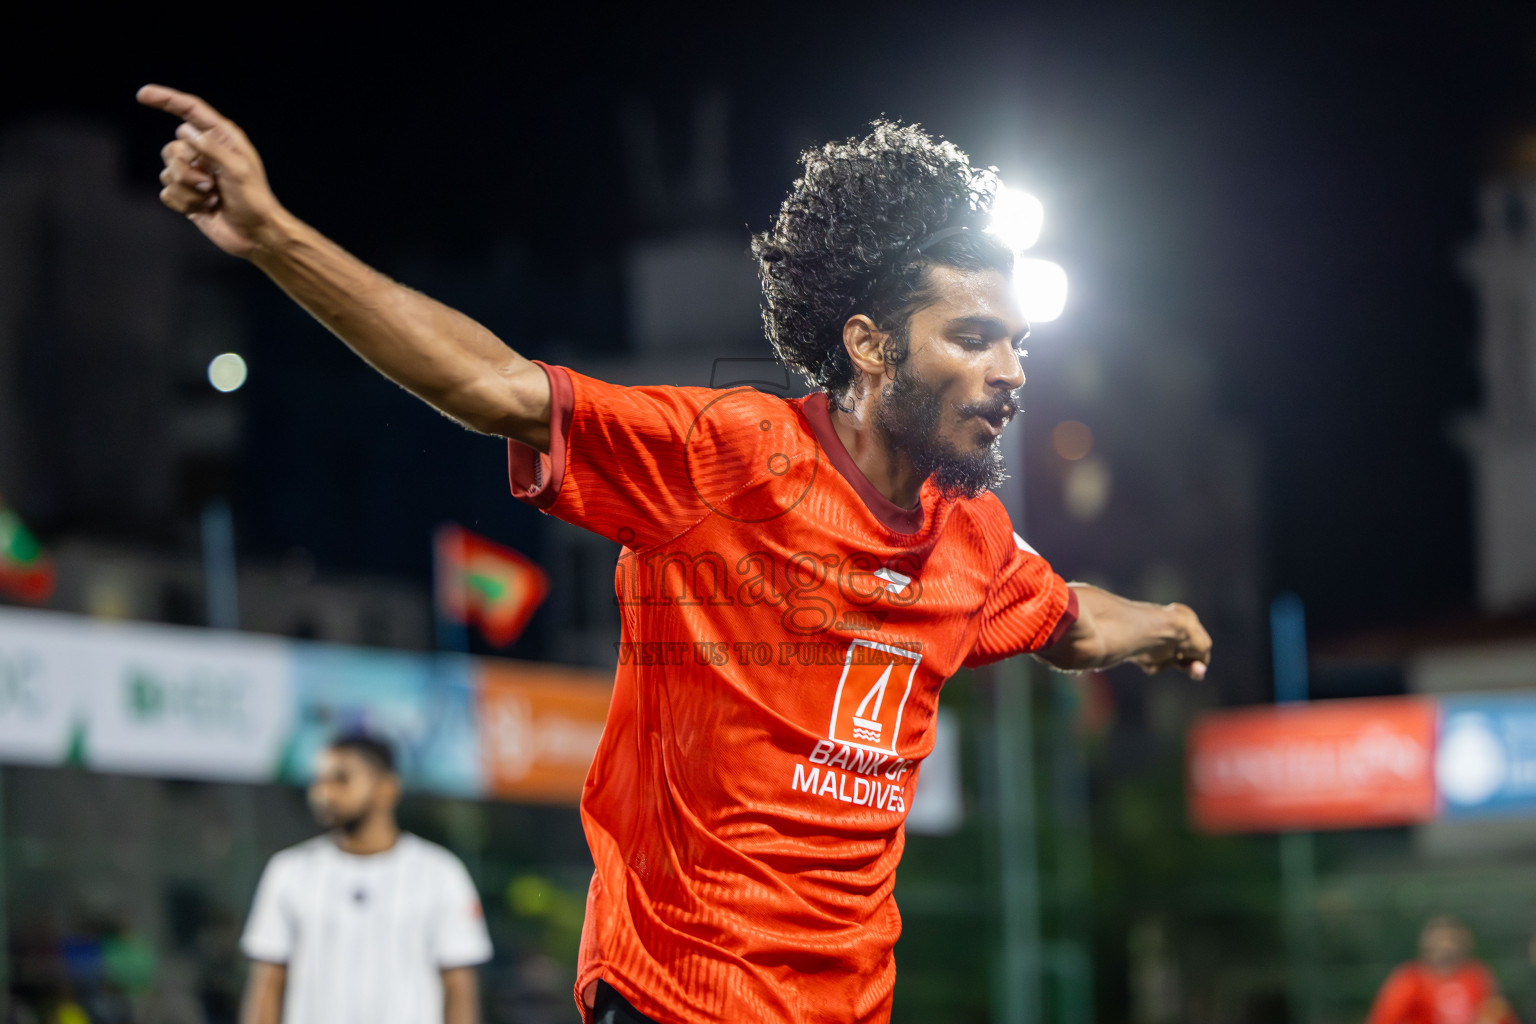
9,1,1536,639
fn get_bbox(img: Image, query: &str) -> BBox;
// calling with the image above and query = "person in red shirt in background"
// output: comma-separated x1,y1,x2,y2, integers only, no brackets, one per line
1366,917,1518,1024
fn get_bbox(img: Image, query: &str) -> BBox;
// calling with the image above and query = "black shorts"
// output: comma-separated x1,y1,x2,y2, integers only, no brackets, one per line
592,980,661,1024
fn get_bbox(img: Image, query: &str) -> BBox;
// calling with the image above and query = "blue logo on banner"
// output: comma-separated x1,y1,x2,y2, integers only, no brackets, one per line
1436,696,1536,817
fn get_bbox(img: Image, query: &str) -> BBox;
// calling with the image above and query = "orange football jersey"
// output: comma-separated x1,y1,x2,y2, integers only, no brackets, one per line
509,363,1075,1024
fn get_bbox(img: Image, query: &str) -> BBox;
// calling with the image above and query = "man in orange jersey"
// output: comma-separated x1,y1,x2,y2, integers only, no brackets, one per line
140,85,1212,1024
1366,917,1518,1024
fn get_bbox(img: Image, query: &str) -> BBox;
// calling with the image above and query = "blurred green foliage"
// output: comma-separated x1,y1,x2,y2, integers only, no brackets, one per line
506,872,585,965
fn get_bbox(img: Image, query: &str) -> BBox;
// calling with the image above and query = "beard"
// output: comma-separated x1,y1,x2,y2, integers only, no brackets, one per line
872,358,1016,500
312,803,369,834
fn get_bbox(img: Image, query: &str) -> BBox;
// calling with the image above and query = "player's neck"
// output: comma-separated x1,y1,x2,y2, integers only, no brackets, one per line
332,815,401,856
827,401,925,510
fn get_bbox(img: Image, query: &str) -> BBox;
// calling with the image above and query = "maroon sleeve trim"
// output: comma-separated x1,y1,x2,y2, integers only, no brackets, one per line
507,361,573,510
1042,585,1080,650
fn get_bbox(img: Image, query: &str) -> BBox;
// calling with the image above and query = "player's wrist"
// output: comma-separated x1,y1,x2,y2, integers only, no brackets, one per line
248,204,304,264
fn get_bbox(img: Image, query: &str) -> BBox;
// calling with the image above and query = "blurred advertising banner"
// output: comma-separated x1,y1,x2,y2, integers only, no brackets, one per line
82,622,294,782
478,662,611,803
1188,698,1438,832
0,610,87,763
0,606,612,804
1436,696,1536,818
282,648,483,797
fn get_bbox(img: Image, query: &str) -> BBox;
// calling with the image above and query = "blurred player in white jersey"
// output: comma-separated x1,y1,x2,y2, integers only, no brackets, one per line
240,734,492,1024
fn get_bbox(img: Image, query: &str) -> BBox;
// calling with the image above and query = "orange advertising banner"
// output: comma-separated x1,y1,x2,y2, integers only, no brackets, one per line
1188,697,1439,833
477,660,613,804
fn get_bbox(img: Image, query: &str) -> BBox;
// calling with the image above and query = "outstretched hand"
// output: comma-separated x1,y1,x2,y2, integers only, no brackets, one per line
1038,585,1213,680
1129,602,1212,680
136,85,282,257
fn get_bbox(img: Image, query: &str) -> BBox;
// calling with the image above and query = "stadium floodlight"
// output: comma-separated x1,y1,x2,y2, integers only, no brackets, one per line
1013,258,1068,323
985,181,1066,322
986,183,1044,253
208,352,249,393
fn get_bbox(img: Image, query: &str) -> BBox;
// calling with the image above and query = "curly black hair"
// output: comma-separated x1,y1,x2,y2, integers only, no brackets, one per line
751,120,1014,400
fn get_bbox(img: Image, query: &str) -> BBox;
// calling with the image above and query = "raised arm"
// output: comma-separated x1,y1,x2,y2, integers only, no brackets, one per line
1038,583,1211,679
136,85,552,448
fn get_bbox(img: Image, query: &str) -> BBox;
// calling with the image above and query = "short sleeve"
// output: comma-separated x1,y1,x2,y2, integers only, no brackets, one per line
432,855,493,968
509,365,808,551
240,856,294,964
963,511,1077,668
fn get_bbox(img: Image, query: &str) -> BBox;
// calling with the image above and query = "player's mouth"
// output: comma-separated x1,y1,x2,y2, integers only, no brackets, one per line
954,396,1017,440
970,406,1014,437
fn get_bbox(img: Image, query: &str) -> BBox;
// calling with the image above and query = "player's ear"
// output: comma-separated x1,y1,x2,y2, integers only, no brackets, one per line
842,315,888,377
380,771,403,805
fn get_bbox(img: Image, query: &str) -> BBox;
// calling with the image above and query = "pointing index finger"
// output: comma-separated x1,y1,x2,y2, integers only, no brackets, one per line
136,84,227,131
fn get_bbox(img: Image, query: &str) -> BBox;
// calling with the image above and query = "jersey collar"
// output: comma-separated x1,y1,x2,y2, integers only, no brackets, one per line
798,393,925,535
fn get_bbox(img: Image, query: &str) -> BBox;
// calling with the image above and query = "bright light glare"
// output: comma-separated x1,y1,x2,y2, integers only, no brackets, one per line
1014,258,1068,323
987,185,1044,252
208,353,248,393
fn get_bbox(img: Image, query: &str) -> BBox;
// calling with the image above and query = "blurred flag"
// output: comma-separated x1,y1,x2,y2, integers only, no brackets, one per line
433,524,548,648
0,496,54,603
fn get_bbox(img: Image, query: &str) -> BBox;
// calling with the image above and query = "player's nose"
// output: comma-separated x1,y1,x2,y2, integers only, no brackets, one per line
987,345,1025,390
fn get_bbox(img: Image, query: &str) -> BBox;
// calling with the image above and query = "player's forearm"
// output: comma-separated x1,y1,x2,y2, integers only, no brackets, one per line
239,963,286,1024
1038,584,1198,672
249,210,552,447
239,992,282,1024
441,967,480,1024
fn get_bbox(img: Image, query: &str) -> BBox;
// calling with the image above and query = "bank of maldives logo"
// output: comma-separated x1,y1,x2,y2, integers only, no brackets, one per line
828,640,921,754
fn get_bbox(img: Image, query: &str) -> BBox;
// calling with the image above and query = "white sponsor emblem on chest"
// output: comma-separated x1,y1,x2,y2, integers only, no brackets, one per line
872,567,912,595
